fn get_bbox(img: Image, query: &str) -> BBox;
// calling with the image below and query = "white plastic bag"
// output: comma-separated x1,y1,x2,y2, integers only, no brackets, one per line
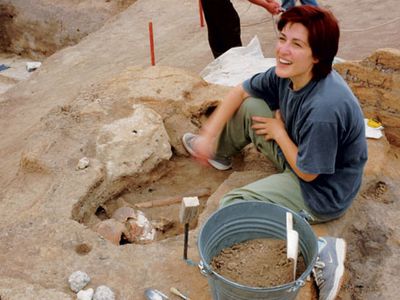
200,36,276,87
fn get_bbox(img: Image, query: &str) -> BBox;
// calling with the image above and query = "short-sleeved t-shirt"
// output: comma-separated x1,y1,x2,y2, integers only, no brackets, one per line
243,67,368,219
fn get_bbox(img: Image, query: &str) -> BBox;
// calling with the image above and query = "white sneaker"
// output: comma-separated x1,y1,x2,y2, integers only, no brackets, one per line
182,133,232,171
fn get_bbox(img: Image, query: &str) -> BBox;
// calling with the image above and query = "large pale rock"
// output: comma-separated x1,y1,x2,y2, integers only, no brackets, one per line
96,104,172,181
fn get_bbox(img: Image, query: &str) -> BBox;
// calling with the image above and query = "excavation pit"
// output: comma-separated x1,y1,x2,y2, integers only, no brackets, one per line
77,157,233,246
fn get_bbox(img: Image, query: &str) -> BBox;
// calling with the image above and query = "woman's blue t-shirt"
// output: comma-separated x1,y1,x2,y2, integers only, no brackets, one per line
243,67,368,219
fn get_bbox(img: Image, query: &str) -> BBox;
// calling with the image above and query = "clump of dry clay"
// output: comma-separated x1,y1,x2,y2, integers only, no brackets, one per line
68,270,91,292
93,285,115,300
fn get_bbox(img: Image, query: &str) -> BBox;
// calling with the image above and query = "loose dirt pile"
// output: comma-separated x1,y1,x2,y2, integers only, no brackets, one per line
210,238,306,287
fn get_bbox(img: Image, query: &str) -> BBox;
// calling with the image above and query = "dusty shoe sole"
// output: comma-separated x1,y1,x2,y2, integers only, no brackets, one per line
182,133,232,171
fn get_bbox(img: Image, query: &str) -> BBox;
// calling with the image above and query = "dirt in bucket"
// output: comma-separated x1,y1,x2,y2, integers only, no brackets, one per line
210,238,306,287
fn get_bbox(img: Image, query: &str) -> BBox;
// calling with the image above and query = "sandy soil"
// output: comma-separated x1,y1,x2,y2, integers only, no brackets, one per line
210,238,306,287
0,0,399,299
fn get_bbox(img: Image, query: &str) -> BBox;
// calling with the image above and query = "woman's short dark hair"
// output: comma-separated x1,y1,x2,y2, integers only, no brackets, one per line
277,5,340,80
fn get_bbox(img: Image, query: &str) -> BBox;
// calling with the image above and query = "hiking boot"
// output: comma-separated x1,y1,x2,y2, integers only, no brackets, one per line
313,236,346,300
182,133,232,171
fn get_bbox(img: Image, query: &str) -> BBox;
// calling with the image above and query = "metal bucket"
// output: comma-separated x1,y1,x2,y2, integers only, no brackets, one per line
198,201,318,300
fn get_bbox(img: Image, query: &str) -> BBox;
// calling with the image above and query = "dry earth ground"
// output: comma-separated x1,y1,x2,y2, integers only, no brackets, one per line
0,0,400,299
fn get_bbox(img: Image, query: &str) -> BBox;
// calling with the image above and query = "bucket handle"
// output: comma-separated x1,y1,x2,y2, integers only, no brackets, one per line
198,260,212,277
298,210,315,223
288,279,305,292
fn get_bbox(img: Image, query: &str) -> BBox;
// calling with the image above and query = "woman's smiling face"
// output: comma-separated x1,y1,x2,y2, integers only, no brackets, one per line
275,22,319,91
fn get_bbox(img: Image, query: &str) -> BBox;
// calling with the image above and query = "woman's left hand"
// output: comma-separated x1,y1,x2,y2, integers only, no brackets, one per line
251,110,287,141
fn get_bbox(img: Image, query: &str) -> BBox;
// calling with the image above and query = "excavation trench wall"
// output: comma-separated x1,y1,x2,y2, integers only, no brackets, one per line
0,0,136,59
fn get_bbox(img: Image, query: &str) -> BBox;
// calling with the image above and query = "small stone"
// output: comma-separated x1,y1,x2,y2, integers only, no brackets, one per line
77,288,94,300
26,61,42,72
68,270,91,293
93,285,115,300
76,157,90,170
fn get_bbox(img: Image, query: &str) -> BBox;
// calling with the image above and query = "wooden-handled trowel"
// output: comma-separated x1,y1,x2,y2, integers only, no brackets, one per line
179,196,200,261
286,212,299,281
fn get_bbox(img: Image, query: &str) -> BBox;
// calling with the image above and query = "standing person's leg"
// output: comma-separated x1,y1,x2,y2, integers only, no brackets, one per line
281,0,296,11
201,0,242,58
299,0,318,6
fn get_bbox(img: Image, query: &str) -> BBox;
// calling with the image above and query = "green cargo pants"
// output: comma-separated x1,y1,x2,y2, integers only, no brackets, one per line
216,97,321,223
